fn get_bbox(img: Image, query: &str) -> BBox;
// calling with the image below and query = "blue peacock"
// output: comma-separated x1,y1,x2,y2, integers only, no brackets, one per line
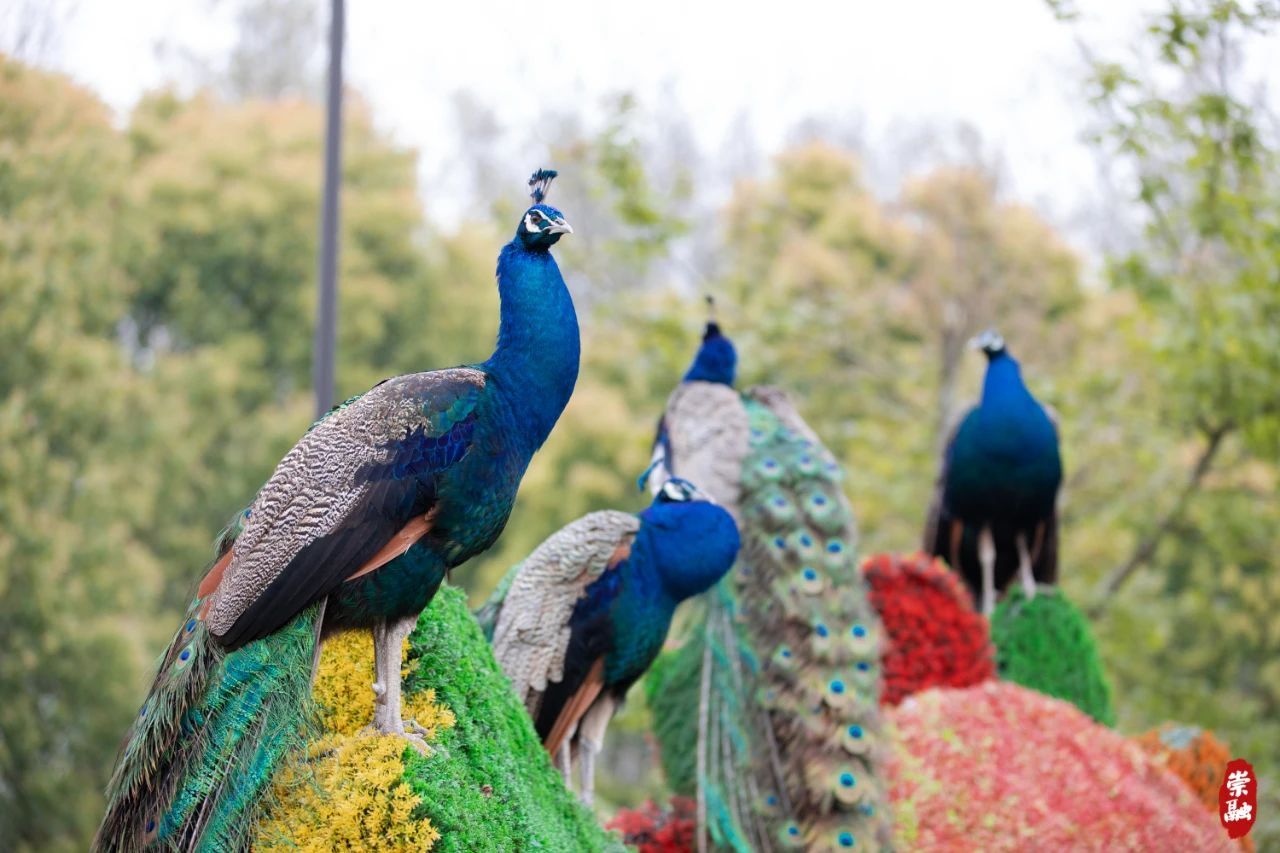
475,477,741,806
643,303,891,853
923,329,1062,615
94,170,579,851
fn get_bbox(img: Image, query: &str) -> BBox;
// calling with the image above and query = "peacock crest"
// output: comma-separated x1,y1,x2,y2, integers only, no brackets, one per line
528,168,558,204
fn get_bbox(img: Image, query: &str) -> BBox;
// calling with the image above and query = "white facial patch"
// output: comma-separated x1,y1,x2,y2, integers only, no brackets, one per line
524,212,544,232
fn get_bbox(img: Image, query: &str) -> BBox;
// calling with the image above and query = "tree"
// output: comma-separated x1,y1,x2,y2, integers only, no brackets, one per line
1080,0,1280,601
1053,1,1280,842
711,142,1084,553
0,56,166,852
223,0,322,102
0,57,486,847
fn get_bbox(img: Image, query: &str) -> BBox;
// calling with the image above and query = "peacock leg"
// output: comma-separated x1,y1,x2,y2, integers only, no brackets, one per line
1016,532,1037,599
978,525,996,616
558,740,574,789
576,695,617,808
578,742,597,807
371,621,389,705
372,613,431,753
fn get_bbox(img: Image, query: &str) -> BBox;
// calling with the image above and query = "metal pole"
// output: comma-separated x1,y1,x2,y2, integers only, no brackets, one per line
313,0,344,417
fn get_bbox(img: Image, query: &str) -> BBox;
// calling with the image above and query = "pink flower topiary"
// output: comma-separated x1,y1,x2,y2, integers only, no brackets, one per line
888,682,1233,851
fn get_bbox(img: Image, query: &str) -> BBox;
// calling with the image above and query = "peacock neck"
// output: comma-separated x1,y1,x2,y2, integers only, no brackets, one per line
980,354,1036,414
483,242,581,452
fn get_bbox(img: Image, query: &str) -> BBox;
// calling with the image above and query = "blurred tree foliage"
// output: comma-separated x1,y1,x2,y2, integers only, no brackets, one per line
0,56,163,851
712,144,1082,552
1,0,1277,845
1072,0,1280,840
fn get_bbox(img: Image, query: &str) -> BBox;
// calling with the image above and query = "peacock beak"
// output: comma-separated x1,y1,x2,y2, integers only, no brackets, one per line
546,218,573,235
687,483,714,503
969,328,1003,352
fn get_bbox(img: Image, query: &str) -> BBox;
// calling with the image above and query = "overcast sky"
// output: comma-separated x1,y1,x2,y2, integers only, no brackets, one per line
19,0,1280,247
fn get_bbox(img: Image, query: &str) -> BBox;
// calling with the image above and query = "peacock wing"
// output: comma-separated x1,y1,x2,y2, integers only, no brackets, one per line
649,380,750,517
742,385,822,446
206,367,486,647
473,559,522,642
923,404,972,559
1036,401,1062,583
489,510,641,721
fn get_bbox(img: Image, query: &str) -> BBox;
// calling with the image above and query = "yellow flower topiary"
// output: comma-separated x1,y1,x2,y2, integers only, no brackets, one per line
311,629,456,737
255,629,455,851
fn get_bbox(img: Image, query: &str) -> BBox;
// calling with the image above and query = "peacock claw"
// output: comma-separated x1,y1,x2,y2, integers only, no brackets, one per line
360,720,434,755
398,730,433,756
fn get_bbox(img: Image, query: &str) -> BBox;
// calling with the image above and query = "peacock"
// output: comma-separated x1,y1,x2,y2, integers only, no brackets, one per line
475,477,740,806
643,304,891,853
923,329,1062,615
94,170,579,851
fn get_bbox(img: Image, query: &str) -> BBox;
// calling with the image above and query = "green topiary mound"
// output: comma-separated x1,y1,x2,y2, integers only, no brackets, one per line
403,585,626,852
256,585,623,851
990,585,1116,726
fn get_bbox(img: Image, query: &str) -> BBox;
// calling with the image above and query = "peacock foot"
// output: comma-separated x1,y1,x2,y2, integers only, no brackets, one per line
360,718,434,755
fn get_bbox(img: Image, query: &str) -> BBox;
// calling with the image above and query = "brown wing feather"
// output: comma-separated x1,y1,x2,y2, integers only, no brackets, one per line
544,658,605,758
653,381,749,519
344,506,440,584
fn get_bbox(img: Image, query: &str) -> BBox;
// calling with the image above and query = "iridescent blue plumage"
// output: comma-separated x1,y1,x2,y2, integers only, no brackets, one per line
927,330,1062,614
534,484,740,739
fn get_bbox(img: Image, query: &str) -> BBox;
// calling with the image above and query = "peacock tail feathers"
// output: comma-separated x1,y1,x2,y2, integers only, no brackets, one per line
95,564,321,852
731,391,889,852
649,386,891,852
648,582,763,853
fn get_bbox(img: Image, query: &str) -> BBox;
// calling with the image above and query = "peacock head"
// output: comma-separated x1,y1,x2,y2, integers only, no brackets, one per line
970,328,1007,360
646,478,740,599
682,296,737,385
517,168,573,251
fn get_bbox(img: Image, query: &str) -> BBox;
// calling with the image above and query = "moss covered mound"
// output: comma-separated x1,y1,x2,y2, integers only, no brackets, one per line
403,585,624,851
256,585,623,851
990,585,1116,725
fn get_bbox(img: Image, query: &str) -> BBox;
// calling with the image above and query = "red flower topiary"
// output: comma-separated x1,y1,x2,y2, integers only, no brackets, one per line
606,796,697,853
861,552,995,706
